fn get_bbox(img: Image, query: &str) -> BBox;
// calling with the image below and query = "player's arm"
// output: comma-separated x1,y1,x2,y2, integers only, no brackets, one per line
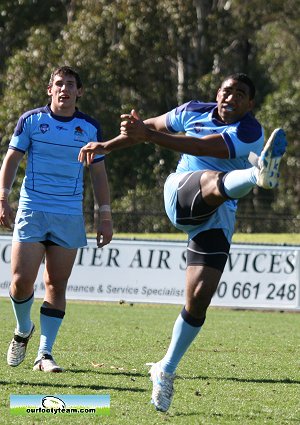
89,160,113,248
78,111,168,164
0,149,24,229
78,109,229,162
78,133,141,164
121,110,229,159
137,128,229,159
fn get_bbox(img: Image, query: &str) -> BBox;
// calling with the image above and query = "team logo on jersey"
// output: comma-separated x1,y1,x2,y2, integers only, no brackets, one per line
75,126,84,136
40,124,50,134
194,122,204,133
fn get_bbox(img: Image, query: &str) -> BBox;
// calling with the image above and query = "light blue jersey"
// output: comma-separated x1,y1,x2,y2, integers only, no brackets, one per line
164,101,264,242
9,105,104,215
166,101,264,174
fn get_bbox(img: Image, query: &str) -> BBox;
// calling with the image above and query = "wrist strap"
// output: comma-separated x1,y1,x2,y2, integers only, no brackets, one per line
0,188,10,200
99,204,111,213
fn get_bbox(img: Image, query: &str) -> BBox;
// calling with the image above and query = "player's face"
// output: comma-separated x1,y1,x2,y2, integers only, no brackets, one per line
216,79,254,124
47,74,83,116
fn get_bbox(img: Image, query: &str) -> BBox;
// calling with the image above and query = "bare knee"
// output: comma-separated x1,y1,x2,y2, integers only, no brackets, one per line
10,274,35,299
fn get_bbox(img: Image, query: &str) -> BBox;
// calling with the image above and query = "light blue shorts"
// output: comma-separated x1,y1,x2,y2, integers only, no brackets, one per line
13,209,87,249
164,172,237,243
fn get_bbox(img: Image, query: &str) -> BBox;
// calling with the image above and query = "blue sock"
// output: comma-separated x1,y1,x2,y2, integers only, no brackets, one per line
160,307,205,374
222,167,258,199
37,306,65,359
10,291,34,335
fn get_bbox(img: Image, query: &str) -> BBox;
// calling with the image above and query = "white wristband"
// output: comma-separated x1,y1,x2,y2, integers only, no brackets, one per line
0,188,10,195
0,188,10,200
99,205,111,213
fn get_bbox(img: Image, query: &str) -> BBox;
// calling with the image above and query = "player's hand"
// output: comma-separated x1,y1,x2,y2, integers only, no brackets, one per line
96,219,113,248
0,200,14,229
120,109,148,140
78,142,108,165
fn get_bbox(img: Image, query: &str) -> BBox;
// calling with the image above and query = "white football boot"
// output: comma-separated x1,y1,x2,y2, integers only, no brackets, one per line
248,128,287,189
7,323,35,367
33,353,64,373
149,362,175,412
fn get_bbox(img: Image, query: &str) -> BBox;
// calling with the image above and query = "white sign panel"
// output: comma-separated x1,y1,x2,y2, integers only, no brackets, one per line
0,235,299,310
214,245,299,309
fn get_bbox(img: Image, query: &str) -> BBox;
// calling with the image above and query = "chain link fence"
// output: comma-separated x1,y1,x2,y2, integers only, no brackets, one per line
85,197,299,235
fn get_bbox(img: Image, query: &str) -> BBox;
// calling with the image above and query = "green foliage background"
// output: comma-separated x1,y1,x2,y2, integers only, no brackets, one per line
0,0,299,232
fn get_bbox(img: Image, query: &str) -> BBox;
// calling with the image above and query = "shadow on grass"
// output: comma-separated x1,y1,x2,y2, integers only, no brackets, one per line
0,380,146,392
171,411,212,419
172,410,300,423
178,374,300,385
70,369,145,377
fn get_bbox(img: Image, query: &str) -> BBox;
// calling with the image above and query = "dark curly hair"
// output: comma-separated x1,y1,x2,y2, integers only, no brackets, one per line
222,73,256,99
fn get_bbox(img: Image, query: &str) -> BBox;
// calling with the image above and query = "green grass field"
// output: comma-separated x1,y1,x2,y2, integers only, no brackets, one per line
111,233,300,245
0,299,299,425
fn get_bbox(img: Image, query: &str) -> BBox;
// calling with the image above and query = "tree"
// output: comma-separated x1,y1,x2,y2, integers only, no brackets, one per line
0,0,299,232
